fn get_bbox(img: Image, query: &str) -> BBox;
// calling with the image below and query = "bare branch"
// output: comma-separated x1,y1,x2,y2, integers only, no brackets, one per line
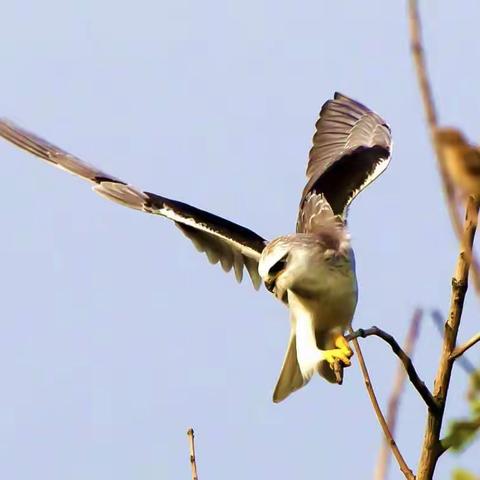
187,428,199,480
408,0,457,222
374,308,423,480
408,0,480,295
408,3,480,476
450,332,480,361
346,326,438,413
431,310,476,374
417,196,479,479
347,328,415,480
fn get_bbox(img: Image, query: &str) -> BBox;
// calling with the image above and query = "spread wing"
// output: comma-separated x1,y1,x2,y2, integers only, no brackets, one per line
296,192,342,234
0,119,266,288
299,92,392,221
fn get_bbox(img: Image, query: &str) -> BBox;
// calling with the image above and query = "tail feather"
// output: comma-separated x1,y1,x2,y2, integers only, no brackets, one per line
273,326,347,402
272,332,305,403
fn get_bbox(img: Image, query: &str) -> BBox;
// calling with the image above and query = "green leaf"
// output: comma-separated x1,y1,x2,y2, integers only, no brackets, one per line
471,399,480,417
445,418,480,452
470,371,480,393
452,468,478,480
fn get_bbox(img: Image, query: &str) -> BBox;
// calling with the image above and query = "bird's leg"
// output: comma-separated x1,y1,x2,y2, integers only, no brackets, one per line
293,300,352,381
332,330,354,359
316,329,353,369
329,330,354,382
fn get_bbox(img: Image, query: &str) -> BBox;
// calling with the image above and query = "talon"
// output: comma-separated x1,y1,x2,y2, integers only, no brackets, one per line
323,349,351,367
334,334,353,358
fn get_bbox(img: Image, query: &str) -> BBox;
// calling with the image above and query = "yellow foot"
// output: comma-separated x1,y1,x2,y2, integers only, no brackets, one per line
334,334,353,359
323,348,351,367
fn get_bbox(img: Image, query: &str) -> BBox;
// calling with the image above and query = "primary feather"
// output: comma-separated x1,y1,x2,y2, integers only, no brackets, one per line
0,92,391,402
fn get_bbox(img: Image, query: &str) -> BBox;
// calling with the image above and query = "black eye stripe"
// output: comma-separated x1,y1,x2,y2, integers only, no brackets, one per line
268,253,288,276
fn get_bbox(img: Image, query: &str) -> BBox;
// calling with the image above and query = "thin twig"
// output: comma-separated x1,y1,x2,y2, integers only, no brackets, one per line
346,326,438,413
408,0,480,294
347,328,415,480
374,308,423,480
187,428,199,480
431,310,476,374
450,332,480,361
416,196,479,479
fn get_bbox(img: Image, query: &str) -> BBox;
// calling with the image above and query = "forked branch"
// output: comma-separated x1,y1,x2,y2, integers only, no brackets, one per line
416,196,479,479
450,332,480,361
431,310,477,374
408,2,480,478
346,325,438,413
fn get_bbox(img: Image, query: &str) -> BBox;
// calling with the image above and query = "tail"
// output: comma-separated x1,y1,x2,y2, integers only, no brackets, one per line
273,326,345,402
272,331,305,403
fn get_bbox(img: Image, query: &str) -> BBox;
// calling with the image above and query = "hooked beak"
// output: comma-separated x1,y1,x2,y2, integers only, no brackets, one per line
264,271,289,303
264,276,276,293
262,253,288,299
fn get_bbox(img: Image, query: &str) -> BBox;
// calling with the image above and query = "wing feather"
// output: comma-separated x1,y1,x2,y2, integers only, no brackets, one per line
300,92,392,219
0,119,266,288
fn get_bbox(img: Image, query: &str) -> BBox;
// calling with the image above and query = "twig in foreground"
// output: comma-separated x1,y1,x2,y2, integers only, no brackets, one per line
374,308,423,480
187,428,199,480
346,326,438,413
347,328,415,480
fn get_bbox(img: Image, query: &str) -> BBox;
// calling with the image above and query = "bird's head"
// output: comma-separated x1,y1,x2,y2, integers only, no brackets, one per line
258,240,290,301
259,233,352,302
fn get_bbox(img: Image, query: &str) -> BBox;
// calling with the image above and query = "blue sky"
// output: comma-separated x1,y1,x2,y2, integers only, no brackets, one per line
0,1,479,478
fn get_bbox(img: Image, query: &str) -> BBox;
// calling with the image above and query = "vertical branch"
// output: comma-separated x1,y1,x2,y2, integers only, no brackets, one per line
408,0,480,293
408,0,460,232
348,330,415,480
374,308,423,480
408,4,480,475
417,196,479,479
187,428,199,480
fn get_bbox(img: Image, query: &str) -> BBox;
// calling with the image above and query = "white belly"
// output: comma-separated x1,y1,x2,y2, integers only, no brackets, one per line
291,263,358,331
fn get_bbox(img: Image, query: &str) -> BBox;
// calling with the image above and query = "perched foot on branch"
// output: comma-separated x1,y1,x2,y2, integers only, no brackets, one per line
334,334,354,359
323,348,351,367
328,335,353,384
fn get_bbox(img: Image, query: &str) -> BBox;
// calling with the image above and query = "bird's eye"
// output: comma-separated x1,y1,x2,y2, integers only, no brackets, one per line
268,254,288,276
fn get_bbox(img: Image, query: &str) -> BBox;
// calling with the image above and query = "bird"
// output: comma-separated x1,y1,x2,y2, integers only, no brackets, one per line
0,92,391,402
436,127,480,198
